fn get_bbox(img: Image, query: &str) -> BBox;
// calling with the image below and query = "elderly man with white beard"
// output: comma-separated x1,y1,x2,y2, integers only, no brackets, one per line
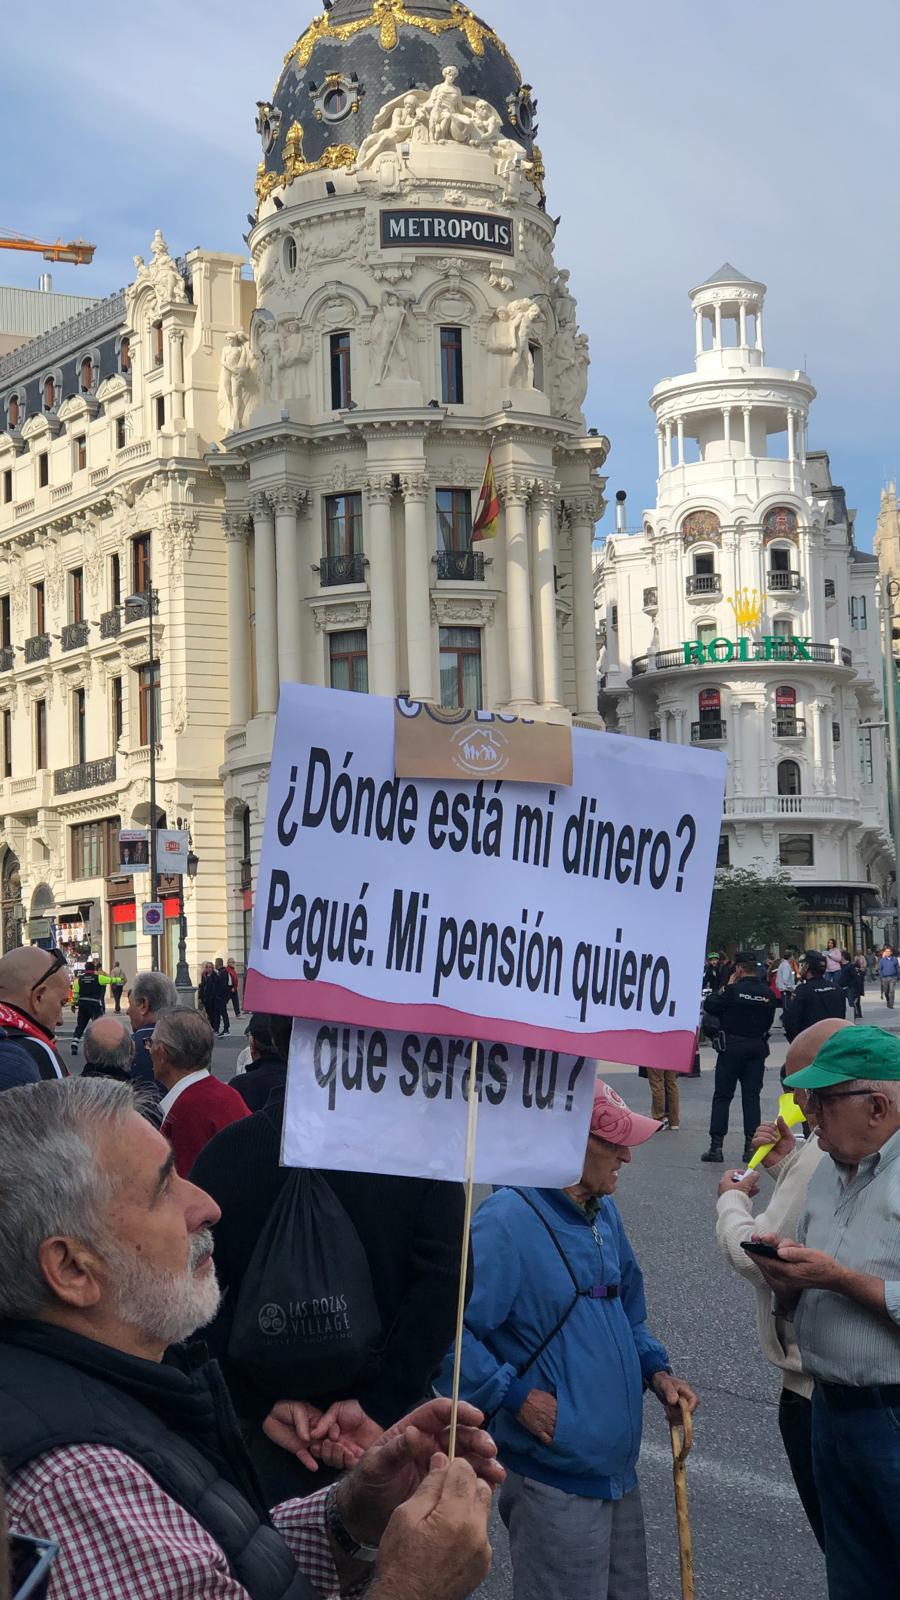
0,1078,502,1600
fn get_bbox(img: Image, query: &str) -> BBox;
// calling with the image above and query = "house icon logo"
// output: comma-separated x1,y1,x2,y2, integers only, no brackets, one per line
450,725,509,777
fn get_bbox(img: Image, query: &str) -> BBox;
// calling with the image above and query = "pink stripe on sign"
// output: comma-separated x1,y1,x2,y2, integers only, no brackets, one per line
243,970,698,1073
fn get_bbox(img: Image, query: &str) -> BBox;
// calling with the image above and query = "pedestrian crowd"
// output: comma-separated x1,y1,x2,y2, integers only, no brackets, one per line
0,937,897,1600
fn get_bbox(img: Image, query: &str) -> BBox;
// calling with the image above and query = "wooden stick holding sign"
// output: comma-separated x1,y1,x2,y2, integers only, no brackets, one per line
448,1036,480,1460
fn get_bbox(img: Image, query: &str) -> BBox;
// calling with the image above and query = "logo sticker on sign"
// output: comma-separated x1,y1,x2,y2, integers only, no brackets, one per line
395,701,573,786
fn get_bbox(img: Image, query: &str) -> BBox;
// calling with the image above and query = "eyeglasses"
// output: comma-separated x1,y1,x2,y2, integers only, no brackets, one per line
806,1088,876,1112
30,949,68,994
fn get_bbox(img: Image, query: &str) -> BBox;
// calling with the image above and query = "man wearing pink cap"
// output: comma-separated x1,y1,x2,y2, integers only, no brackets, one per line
440,1077,699,1600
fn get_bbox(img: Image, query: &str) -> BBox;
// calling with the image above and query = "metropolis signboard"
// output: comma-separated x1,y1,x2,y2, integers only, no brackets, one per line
380,208,514,254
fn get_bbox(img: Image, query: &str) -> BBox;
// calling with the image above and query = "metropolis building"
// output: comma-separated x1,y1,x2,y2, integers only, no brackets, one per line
213,0,608,962
595,266,894,954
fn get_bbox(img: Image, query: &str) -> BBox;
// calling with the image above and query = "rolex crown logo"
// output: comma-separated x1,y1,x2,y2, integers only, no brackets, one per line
728,587,763,629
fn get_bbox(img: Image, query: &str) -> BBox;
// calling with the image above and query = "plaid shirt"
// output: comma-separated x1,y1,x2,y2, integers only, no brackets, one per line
5,1445,354,1599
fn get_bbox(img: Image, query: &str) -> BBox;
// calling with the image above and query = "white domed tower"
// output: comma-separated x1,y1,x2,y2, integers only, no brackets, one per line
213,0,609,954
595,267,893,954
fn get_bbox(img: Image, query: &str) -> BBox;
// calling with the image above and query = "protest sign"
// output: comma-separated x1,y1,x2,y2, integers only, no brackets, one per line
283,1017,597,1186
245,685,726,1070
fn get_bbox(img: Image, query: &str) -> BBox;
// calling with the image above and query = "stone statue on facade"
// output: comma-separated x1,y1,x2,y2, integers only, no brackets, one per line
424,66,470,142
278,318,311,400
551,268,578,330
554,326,590,416
218,332,256,432
355,68,526,174
370,293,411,385
356,95,428,168
491,298,543,388
149,229,187,304
255,317,281,403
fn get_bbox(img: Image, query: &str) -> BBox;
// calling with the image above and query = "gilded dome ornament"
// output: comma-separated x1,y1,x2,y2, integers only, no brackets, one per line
286,0,520,77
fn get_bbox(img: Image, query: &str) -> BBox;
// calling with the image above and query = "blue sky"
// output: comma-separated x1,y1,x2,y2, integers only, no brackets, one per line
2,0,896,545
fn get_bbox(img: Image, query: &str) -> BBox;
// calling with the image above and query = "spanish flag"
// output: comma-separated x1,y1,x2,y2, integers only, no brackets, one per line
472,451,500,541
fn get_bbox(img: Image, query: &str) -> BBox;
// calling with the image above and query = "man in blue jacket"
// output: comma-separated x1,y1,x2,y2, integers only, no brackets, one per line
443,1076,699,1600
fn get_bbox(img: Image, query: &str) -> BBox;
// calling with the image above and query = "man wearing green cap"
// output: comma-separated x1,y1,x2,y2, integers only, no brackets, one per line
752,1025,900,1600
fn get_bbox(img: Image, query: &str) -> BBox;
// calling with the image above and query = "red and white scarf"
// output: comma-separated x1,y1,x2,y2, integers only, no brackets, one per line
0,1002,67,1078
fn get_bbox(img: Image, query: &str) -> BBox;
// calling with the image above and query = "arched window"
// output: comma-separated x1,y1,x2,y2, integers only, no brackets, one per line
775,685,798,737
283,236,298,273
697,621,717,650
8,395,20,429
778,760,801,797
763,506,798,538
119,336,130,373
773,617,793,639
80,356,94,393
152,321,164,366
698,688,721,721
43,376,56,410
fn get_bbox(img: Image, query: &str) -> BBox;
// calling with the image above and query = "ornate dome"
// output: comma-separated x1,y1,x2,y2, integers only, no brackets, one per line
255,0,537,201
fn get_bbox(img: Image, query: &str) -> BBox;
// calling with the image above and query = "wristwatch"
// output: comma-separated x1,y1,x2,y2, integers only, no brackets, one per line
325,1483,379,1565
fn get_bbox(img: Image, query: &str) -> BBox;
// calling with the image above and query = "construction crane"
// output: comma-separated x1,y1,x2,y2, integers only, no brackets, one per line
0,230,95,266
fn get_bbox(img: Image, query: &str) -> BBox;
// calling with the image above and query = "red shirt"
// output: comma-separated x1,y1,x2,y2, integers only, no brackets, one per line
160,1073,250,1176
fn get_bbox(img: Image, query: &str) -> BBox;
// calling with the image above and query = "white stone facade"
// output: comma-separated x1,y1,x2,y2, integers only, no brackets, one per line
215,56,608,965
596,266,893,953
0,236,253,976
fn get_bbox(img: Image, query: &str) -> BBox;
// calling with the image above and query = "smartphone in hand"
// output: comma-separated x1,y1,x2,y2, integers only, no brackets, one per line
740,1240,781,1261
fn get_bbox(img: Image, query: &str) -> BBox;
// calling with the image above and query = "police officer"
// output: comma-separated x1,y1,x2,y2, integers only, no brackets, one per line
71,959,104,1056
700,952,777,1164
782,949,847,1042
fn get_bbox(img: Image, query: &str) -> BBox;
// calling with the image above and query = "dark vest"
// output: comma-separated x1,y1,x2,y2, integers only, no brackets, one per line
0,1322,316,1600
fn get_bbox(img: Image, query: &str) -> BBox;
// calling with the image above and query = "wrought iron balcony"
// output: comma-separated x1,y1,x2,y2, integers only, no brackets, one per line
53,755,117,795
773,717,807,738
685,573,721,597
319,552,366,587
436,549,485,582
690,719,727,742
0,646,13,673
61,621,89,652
767,569,802,592
100,608,121,638
24,632,50,663
642,587,658,609
124,593,159,624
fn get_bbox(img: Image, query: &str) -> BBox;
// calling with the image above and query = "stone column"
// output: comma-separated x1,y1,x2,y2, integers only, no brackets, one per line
251,494,279,714
366,477,398,697
657,428,665,474
533,483,561,707
739,304,747,348
676,417,685,467
742,405,752,456
694,309,703,357
664,421,673,469
723,407,732,453
714,304,722,348
223,512,251,725
810,699,825,793
504,482,535,705
571,502,598,717
756,308,765,353
402,475,433,702
271,487,304,684
169,328,185,424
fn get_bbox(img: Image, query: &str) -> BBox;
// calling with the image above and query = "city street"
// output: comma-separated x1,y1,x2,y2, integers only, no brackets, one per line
61,995,896,1598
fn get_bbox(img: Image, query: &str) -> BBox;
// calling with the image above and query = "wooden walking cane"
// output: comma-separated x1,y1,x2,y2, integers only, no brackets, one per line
669,1397,695,1600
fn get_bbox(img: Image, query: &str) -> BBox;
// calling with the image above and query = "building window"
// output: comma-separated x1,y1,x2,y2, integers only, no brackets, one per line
284,236,298,273
610,604,619,630
323,494,364,584
1,707,11,778
440,327,464,404
770,545,791,574
693,549,715,577
111,675,123,746
73,687,86,764
132,533,151,595
779,832,813,867
32,582,45,635
0,594,10,649
37,453,49,489
775,685,797,734
697,621,717,650
69,567,84,624
773,617,792,639
850,595,867,631
80,356,94,392
74,434,87,473
436,489,473,553
2,469,11,503
34,699,47,770
119,336,130,373
43,376,56,411
137,662,161,747
115,416,127,451
716,834,730,868
154,394,165,430
832,721,841,744
330,332,352,409
7,395,20,429
329,629,368,693
529,342,544,391
777,759,801,797
110,553,121,608
859,726,874,785
439,626,482,710
698,688,721,723
71,817,120,881
152,321,164,366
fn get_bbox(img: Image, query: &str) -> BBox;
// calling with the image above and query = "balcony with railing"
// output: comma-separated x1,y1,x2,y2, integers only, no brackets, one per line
61,621,90,652
319,552,366,587
773,717,807,738
768,569,802,593
691,719,727,743
685,573,721,598
436,549,485,582
24,632,51,663
100,609,121,638
724,794,857,820
53,755,117,795
0,646,13,673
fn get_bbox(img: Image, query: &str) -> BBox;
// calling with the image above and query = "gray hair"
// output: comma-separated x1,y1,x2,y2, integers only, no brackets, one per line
129,970,178,1017
83,1018,133,1073
855,1078,900,1111
152,1006,214,1072
0,1078,139,1319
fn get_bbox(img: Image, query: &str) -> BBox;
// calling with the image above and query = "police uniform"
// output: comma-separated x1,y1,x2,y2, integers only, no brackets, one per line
701,959,777,1160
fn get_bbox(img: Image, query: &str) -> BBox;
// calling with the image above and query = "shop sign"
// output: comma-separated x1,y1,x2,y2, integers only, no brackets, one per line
380,208,513,254
683,636,815,665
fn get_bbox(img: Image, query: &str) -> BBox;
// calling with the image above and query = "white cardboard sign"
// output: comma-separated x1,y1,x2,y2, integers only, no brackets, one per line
284,1017,597,1187
246,686,726,1070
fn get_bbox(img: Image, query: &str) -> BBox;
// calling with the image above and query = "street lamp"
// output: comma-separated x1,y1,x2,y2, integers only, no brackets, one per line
124,584,160,969
879,576,900,943
175,846,199,1003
